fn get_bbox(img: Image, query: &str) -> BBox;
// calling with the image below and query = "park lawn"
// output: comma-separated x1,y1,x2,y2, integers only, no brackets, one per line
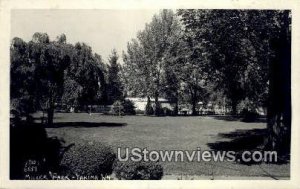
44,113,290,179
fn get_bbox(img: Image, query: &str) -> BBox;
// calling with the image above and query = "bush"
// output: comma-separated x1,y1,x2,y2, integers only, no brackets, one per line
162,107,172,116
113,159,163,180
241,108,259,122
60,141,116,179
135,109,144,115
153,102,163,116
237,98,259,122
122,99,136,115
111,100,136,115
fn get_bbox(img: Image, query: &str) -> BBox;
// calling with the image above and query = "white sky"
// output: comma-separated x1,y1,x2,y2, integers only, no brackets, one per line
11,9,159,63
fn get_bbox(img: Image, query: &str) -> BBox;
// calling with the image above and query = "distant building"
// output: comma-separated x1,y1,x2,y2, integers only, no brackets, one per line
126,97,174,112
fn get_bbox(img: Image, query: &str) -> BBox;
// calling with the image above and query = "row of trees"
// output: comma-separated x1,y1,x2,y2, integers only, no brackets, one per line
11,10,290,119
11,33,123,124
122,9,291,149
122,10,289,115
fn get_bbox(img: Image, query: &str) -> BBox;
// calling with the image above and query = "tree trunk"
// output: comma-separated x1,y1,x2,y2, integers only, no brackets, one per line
145,96,153,115
47,106,54,125
154,91,160,116
25,113,33,123
265,34,291,153
191,98,197,116
174,99,179,116
231,100,238,116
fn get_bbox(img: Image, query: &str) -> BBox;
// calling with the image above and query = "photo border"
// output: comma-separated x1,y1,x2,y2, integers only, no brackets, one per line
1,0,300,188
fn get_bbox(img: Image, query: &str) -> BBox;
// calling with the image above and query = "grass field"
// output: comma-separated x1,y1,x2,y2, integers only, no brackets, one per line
44,113,289,179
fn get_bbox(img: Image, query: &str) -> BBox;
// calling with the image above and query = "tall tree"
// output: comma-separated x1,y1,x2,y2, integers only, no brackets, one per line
28,33,71,124
163,30,210,115
178,10,271,114
62,42,105,109
107,49,123,104
94,53,108,104
123,9,181,115
123,39,149,97
265,11,291,152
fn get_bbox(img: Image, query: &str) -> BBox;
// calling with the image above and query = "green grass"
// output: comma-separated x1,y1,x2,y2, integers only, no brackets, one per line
44,113,290,179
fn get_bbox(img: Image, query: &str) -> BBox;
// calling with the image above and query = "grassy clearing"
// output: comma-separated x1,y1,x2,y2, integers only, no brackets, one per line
44,113,289,179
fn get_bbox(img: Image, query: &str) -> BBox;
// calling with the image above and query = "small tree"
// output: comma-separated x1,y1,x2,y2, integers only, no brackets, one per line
144,97,154,115
122,99,136,115
111,100,136,115
107,49,124,104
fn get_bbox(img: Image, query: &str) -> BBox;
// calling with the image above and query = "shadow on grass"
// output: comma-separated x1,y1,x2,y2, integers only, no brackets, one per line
207,128,289,165
45,122,127,128
211,115,267,123
208,128,267,151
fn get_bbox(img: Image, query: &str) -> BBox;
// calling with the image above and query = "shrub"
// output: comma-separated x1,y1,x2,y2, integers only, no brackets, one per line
153,102,163,116
240,108,259,122
162,107,172,116
60,141,116,179
122,99,136,115
135,109,144,115
111,100,124,115
113,159,163,180
237,98,259,122
111,100,136,115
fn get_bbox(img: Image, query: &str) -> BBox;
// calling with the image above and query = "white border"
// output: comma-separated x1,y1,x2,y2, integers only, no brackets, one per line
1,0,300,188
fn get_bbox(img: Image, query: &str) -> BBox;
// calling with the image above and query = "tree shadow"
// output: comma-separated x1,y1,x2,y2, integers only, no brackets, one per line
211,115,267,123
44,122,127,128
208,128,267,151
211,115,241,121
207,128,290,165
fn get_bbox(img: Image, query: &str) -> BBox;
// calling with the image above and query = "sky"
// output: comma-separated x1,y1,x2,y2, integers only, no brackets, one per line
11,9,159,63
